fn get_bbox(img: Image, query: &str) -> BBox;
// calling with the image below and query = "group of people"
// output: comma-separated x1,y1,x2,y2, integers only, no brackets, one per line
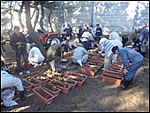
72,23,149,90
1,23,149,103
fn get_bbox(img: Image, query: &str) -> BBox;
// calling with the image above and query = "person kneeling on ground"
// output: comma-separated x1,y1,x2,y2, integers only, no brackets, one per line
111,46,144,90
1,70,25,100
73,43,88,66
46,43,65,72
28,44,45,68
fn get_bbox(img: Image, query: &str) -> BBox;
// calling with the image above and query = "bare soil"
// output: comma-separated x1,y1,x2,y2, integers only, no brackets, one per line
1,37,149,112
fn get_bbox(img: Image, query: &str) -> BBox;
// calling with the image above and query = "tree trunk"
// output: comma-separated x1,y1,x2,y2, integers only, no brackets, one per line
18,1,25,32
48,10,54,32
25,1,47,58
39,2,46,31
32,2,40,30
7,1,13,37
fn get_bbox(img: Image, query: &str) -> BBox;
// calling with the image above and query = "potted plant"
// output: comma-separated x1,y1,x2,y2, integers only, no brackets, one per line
32,86,55,105
22,79,33,91
41,82,61,97
26,77,40,87
50,79,71,94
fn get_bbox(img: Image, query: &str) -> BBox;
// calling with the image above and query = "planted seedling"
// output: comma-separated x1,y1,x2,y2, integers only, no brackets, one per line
57,76,63,81
37,87,41,91
77,77,82,81
70,79,75,83
51,80,56,84
63,82,68,88
45,95,50,99
42,82,46,87
91,69,95,72
36,76,40,80
52,86,57,91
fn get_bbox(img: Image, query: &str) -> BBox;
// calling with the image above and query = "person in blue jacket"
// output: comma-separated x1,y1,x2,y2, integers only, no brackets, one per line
112,46,144,90
139,23,149,57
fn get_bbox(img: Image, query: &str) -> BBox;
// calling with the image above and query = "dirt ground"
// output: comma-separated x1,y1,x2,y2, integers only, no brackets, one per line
1,35,149,112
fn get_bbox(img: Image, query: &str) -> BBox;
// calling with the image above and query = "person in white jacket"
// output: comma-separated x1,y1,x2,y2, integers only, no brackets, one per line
1,70,25,100
28,44,45,67
98,38,122,70
109,31,122,41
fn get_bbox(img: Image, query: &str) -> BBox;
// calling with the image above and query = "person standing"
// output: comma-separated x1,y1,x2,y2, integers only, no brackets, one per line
111,46,144,90
139,23,149,57
10,26,30,76
95,24,102,42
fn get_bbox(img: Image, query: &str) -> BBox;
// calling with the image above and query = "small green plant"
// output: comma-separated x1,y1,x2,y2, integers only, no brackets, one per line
57,77,63,81
70,79,75,83
51,80,56,84
91,69,95,72
36,76,40,79
77,77,82,81
63,82,68,88
37,87,41,91
45,95,50,99
52,86,57,91
42,82,46,87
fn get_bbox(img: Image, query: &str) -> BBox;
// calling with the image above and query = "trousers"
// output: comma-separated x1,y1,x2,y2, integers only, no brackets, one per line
125,58,144,81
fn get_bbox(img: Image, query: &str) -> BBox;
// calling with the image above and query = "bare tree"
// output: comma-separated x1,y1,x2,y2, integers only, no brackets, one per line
32,1,40,30
25,1,47,58
18,1,25,32
39,2,46,31
7,1,13,37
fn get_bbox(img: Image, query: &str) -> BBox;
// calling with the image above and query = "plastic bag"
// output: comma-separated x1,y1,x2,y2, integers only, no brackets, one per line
1,89,18,107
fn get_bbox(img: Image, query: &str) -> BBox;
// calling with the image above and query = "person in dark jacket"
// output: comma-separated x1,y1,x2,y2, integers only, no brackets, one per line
10,26,30,76
95,24,102,42
64,24,73,39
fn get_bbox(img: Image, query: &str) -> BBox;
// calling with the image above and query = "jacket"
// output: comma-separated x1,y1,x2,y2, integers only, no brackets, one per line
47,43,63,62
10,32,27,50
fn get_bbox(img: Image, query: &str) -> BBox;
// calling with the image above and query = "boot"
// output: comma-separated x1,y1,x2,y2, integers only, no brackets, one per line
119,80,131,90
19,90,25,101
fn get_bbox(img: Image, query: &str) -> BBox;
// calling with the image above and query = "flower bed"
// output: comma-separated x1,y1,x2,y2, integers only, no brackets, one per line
101,74,124,86
21,71,41,79
22,79,33,91
64,74,87,87
33,74,50,83
41,82,61,97
32,86,55,105
50,79,71,94
25,77,40,87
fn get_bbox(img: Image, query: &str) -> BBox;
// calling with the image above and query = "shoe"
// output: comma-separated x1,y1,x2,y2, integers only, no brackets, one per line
77,59,82,66
25,70,30,74
19,72,23,76
119,80,131,90
19,90,25,101
33,64,39,68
